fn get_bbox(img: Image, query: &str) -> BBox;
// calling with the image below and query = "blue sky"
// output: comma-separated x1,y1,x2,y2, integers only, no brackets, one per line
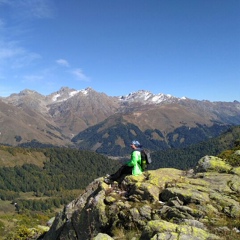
0,0,239,102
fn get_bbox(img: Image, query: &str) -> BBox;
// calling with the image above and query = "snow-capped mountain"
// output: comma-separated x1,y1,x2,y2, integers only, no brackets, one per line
46,87,86,103
118,90,180,104
0,87,239,151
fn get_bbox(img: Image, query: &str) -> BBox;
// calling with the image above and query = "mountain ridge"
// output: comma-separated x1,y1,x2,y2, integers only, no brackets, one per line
3,87,239,105
0,87,239,152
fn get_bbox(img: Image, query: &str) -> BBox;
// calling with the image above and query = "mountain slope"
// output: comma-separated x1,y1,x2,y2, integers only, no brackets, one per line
151,125,240,170
1,87,239,149
72,110,232,156
0,99,69,146
47,87,119,137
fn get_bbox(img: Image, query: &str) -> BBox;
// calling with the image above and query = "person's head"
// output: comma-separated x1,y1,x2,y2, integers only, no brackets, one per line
130,140,141,149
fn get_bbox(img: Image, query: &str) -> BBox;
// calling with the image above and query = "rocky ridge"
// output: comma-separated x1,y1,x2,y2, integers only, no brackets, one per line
42,150,240,240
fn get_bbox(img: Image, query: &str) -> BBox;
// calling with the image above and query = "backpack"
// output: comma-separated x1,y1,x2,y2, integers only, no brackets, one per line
140,149,152,170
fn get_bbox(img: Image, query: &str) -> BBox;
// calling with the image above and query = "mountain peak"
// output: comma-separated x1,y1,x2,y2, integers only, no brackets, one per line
58,86,75,92
19,89,41,96
119,90,179,104
49,87,78,103
48,87,97,103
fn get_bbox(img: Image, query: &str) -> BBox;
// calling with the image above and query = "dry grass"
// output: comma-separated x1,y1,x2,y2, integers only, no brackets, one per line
0,148,47,167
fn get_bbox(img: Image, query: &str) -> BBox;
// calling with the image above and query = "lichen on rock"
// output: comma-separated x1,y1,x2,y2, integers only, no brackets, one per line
41,155,240,240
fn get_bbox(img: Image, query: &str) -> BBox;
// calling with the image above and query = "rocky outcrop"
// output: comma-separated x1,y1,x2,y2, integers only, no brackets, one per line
41,154,240,240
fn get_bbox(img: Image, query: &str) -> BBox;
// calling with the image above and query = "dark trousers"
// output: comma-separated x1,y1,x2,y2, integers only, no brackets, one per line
110,165,133,181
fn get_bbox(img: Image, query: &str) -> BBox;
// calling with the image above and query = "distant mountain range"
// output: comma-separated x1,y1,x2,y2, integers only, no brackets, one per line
0,87,239,155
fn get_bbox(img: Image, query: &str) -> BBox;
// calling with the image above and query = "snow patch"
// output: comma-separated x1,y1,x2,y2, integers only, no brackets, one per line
51,89,89,103
52,93,61,102
80,89,88,95
70,90,81,97
118,90,183,104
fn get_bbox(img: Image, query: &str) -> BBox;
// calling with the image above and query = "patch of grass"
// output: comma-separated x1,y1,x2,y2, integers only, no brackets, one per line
0,189,84,239
0,200,15,214
0,220,5,238
111,227,140,240
205,212,240,240
218,146,240,167
0,212,54,240
0,148,47,168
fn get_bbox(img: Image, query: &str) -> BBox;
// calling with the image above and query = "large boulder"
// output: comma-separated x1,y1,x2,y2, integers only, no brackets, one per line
195,155,232,173
141,220,220,240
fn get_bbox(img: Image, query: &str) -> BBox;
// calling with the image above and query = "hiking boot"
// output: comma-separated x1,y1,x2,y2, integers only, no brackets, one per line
104,178,112,184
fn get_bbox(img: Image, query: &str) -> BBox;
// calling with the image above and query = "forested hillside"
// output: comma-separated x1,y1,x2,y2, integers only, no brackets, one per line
0,147,120,211
72,120,231,156
150,125,240,170
0,125,239,212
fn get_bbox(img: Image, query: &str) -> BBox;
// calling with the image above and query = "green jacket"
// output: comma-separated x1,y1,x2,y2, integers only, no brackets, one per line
126,150,143,176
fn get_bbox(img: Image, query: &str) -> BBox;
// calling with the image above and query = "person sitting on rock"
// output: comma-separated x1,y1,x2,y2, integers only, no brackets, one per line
104,140,143,184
